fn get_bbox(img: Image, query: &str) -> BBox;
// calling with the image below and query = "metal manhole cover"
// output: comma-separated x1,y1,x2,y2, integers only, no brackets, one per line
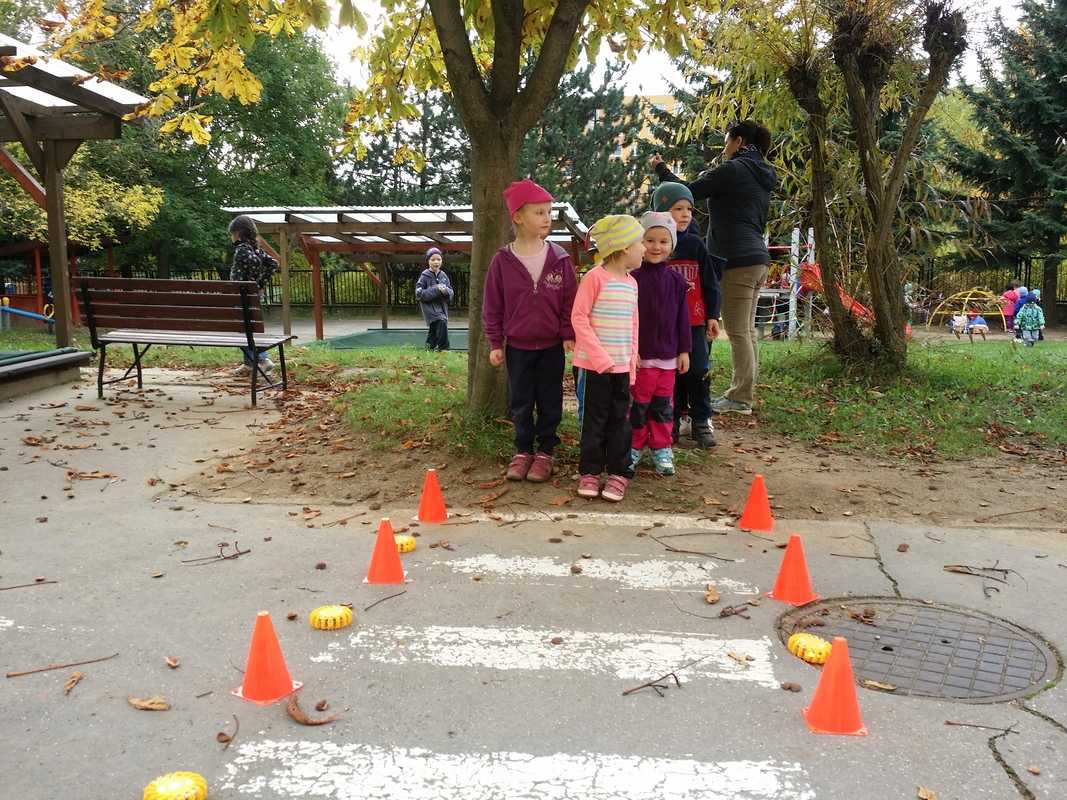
777,596,1062,703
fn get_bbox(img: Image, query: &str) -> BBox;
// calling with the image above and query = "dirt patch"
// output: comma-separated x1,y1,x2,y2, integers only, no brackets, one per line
183,380,1067,529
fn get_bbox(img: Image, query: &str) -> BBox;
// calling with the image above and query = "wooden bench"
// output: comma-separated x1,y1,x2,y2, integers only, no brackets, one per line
78,277,296,406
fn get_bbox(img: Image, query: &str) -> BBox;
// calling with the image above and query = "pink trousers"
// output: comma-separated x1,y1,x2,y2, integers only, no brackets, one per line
630,366,676,451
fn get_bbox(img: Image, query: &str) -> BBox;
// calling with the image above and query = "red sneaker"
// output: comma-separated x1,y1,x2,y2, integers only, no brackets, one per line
577,474,601,498
600,475,630,502
526,452,553,483
506,453,534,481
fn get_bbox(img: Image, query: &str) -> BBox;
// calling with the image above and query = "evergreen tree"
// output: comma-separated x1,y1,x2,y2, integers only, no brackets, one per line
949,0,1067,322
518,64,645,224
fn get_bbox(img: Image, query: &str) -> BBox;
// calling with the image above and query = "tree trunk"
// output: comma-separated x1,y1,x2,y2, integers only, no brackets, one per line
467,132,521,415
1043,232,1061,327
864,243,907,369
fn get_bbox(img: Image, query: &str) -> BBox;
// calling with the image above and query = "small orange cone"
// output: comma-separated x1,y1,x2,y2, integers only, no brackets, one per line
803,637,868,736
232,611,302,704
365,518,406,584
417,468,448,523
767,534,819,606
738,474,774,532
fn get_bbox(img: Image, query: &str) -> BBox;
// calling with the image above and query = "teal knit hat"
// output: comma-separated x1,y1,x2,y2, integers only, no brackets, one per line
651,181,695,213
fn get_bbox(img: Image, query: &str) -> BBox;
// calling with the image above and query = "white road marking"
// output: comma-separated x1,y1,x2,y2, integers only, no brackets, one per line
221,740,814,799
431,553,758,594
310,624,778,687
0,618,14,631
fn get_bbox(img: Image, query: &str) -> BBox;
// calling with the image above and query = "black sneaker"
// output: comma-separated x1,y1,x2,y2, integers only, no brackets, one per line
692,420,716,448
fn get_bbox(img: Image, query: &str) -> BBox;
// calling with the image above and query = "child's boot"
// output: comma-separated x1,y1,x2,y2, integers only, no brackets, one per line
526,452,554,483
630,447,643,471
692,419,716,448
577,474,601,498
652,448,675,476
506,453,534,481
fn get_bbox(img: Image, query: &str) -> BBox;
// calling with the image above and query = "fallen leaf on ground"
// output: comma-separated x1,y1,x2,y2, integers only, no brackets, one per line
704,585,720,605
548,537,563,543
128,695,170,711
917,787,938,800
478,487,510,505
287,692,338,726
727,652,753,666
315,562,327,570
63,672,84,695
36,516,48,523
216,731,232,745
67,470,115,480
810,505,824,514
550,637,564,645
286,613,298,621
165,656,180,669
22,436,44,446
570,563,583,574
315,700,329,712
1026,765,1040,775
780,682,801,692
548,495,572,507
897,543,910,553
477,479,504,490
862,679,897,692
429,540,455,551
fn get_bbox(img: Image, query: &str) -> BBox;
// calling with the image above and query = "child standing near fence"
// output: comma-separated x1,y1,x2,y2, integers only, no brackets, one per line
629,212,691,476
1014,292,1045,346
415,247,453,351
484,179,577,483
571,215,643,502
650,182,721,448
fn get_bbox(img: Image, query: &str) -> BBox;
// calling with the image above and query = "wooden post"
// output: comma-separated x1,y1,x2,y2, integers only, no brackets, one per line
43,141,73,347
279,231,291,336
380,263,390,330
33,246,44,315
309,245,324,340
70,252,81,325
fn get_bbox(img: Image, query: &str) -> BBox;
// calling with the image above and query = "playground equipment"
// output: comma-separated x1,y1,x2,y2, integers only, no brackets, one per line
927,288,1008,331
0,297,55,331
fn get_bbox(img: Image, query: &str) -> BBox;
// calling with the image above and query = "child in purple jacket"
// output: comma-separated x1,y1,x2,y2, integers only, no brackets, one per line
484,179,577,483
630,212,692,476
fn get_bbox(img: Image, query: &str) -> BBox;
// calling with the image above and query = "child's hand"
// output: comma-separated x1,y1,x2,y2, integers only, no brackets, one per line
489,349,504,367
635,357,642,370
706,319,720,339
563,339,575,353
678,353,690,374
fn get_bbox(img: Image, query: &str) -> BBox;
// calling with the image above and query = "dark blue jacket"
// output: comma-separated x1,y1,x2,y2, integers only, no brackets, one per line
656,145,778,270
415,268,453,323
667,227,723,323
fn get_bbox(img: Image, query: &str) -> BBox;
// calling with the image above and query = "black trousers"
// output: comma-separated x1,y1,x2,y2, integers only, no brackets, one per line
577,369,634,478
506,344,564,455
426,320,450,351
674,326,711,423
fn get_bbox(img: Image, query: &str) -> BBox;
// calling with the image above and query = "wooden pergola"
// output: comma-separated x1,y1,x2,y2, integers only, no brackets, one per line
0,33,148,348
223,204,589,340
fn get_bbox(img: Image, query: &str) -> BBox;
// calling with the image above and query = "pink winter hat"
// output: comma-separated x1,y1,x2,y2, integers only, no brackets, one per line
504,179,553,216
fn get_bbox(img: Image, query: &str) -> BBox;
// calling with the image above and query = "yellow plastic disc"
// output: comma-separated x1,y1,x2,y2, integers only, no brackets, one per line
395,534,417,553
787,632,832,665
309,604,354,630
143,771,208,800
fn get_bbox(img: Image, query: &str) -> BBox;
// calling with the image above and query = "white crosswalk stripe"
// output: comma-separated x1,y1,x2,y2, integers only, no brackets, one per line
220,740,815,799
430,553,759,594
310,623,778,687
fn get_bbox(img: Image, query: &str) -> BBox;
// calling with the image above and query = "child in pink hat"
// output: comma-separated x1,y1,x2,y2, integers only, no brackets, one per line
484,179,577,483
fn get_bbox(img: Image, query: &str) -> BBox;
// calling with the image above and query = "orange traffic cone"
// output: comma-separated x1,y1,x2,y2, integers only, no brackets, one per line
803,637,868,736
767,534,819,606
232,611,302,704
365,518,406,584
737,474,774,532
416,468,448,523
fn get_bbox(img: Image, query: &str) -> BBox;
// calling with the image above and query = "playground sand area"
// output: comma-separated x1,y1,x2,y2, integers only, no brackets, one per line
172,367,1067,529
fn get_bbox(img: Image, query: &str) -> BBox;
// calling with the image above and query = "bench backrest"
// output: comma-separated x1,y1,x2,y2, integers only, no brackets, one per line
78,278,265,343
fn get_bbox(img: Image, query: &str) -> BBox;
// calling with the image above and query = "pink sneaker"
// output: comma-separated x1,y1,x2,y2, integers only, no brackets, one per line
600,475,630,502
526,452,553,483
506,453,534,481
577,474,601,498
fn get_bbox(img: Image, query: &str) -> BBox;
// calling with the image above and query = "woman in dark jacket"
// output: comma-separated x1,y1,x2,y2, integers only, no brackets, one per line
651,120,778,414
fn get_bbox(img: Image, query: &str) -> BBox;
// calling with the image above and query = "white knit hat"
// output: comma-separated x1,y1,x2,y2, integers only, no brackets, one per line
639,211,677,250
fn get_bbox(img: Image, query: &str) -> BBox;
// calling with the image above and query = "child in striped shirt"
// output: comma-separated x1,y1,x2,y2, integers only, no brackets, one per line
571,215,643,502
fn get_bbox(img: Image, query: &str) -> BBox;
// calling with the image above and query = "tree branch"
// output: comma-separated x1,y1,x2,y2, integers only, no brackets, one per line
489,0,524,114
427,0,492,133
514,0,592,134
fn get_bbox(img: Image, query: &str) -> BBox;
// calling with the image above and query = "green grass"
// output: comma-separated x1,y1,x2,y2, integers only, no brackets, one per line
5,326,1063,460
713,338,1067,457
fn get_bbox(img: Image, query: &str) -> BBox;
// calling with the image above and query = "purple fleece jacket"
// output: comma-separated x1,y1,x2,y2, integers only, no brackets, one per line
483,242,578,351
631,259,692,360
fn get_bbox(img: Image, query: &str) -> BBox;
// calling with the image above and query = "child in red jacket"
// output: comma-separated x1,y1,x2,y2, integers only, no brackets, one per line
483,179,577,483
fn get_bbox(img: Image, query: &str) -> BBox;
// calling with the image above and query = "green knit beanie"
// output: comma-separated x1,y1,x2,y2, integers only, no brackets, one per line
651,181,695,213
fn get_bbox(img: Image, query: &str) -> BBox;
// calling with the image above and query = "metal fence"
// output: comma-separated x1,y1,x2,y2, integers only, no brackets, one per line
261,267,471,310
